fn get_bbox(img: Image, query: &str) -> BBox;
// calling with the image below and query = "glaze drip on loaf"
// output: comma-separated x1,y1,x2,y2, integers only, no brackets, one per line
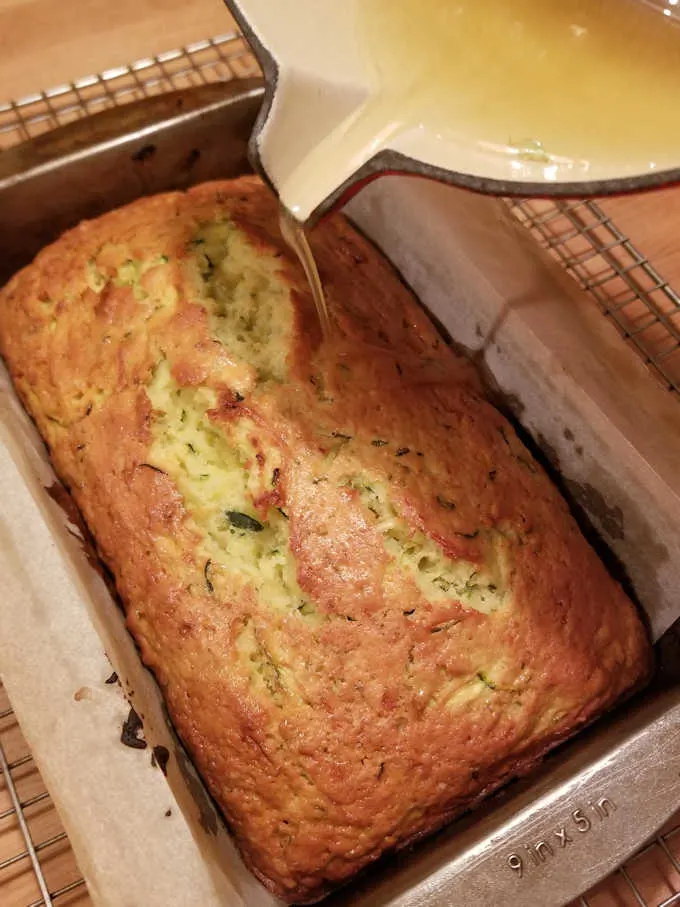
0,176,651,903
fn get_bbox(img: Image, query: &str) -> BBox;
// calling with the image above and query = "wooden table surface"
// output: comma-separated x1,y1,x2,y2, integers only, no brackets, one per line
0,3,678,906
0,0,234,102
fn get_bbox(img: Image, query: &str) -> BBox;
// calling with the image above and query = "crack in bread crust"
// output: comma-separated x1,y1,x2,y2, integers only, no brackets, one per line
0,176,652,904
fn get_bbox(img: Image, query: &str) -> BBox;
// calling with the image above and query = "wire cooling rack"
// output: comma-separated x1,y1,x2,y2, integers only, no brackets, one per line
0,32,259,149
0,684,88,907
0,28,679,907
509,198,680,396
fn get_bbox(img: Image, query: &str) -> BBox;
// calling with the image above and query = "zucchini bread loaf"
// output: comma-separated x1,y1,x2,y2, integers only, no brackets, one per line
0,176,651,903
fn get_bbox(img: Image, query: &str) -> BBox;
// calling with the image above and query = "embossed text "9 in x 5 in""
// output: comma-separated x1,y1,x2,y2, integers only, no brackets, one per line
506,797,617,879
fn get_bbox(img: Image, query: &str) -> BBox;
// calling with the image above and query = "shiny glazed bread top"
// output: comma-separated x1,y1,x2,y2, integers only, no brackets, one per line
0,176,652,903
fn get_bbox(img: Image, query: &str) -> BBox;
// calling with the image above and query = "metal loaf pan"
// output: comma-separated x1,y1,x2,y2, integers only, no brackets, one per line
0,80,678,907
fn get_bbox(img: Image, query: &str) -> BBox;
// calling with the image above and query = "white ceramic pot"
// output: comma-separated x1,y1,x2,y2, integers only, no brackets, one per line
225,0,680,221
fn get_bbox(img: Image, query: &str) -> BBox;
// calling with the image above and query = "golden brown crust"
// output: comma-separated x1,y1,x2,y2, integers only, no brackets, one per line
0,176,652,903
